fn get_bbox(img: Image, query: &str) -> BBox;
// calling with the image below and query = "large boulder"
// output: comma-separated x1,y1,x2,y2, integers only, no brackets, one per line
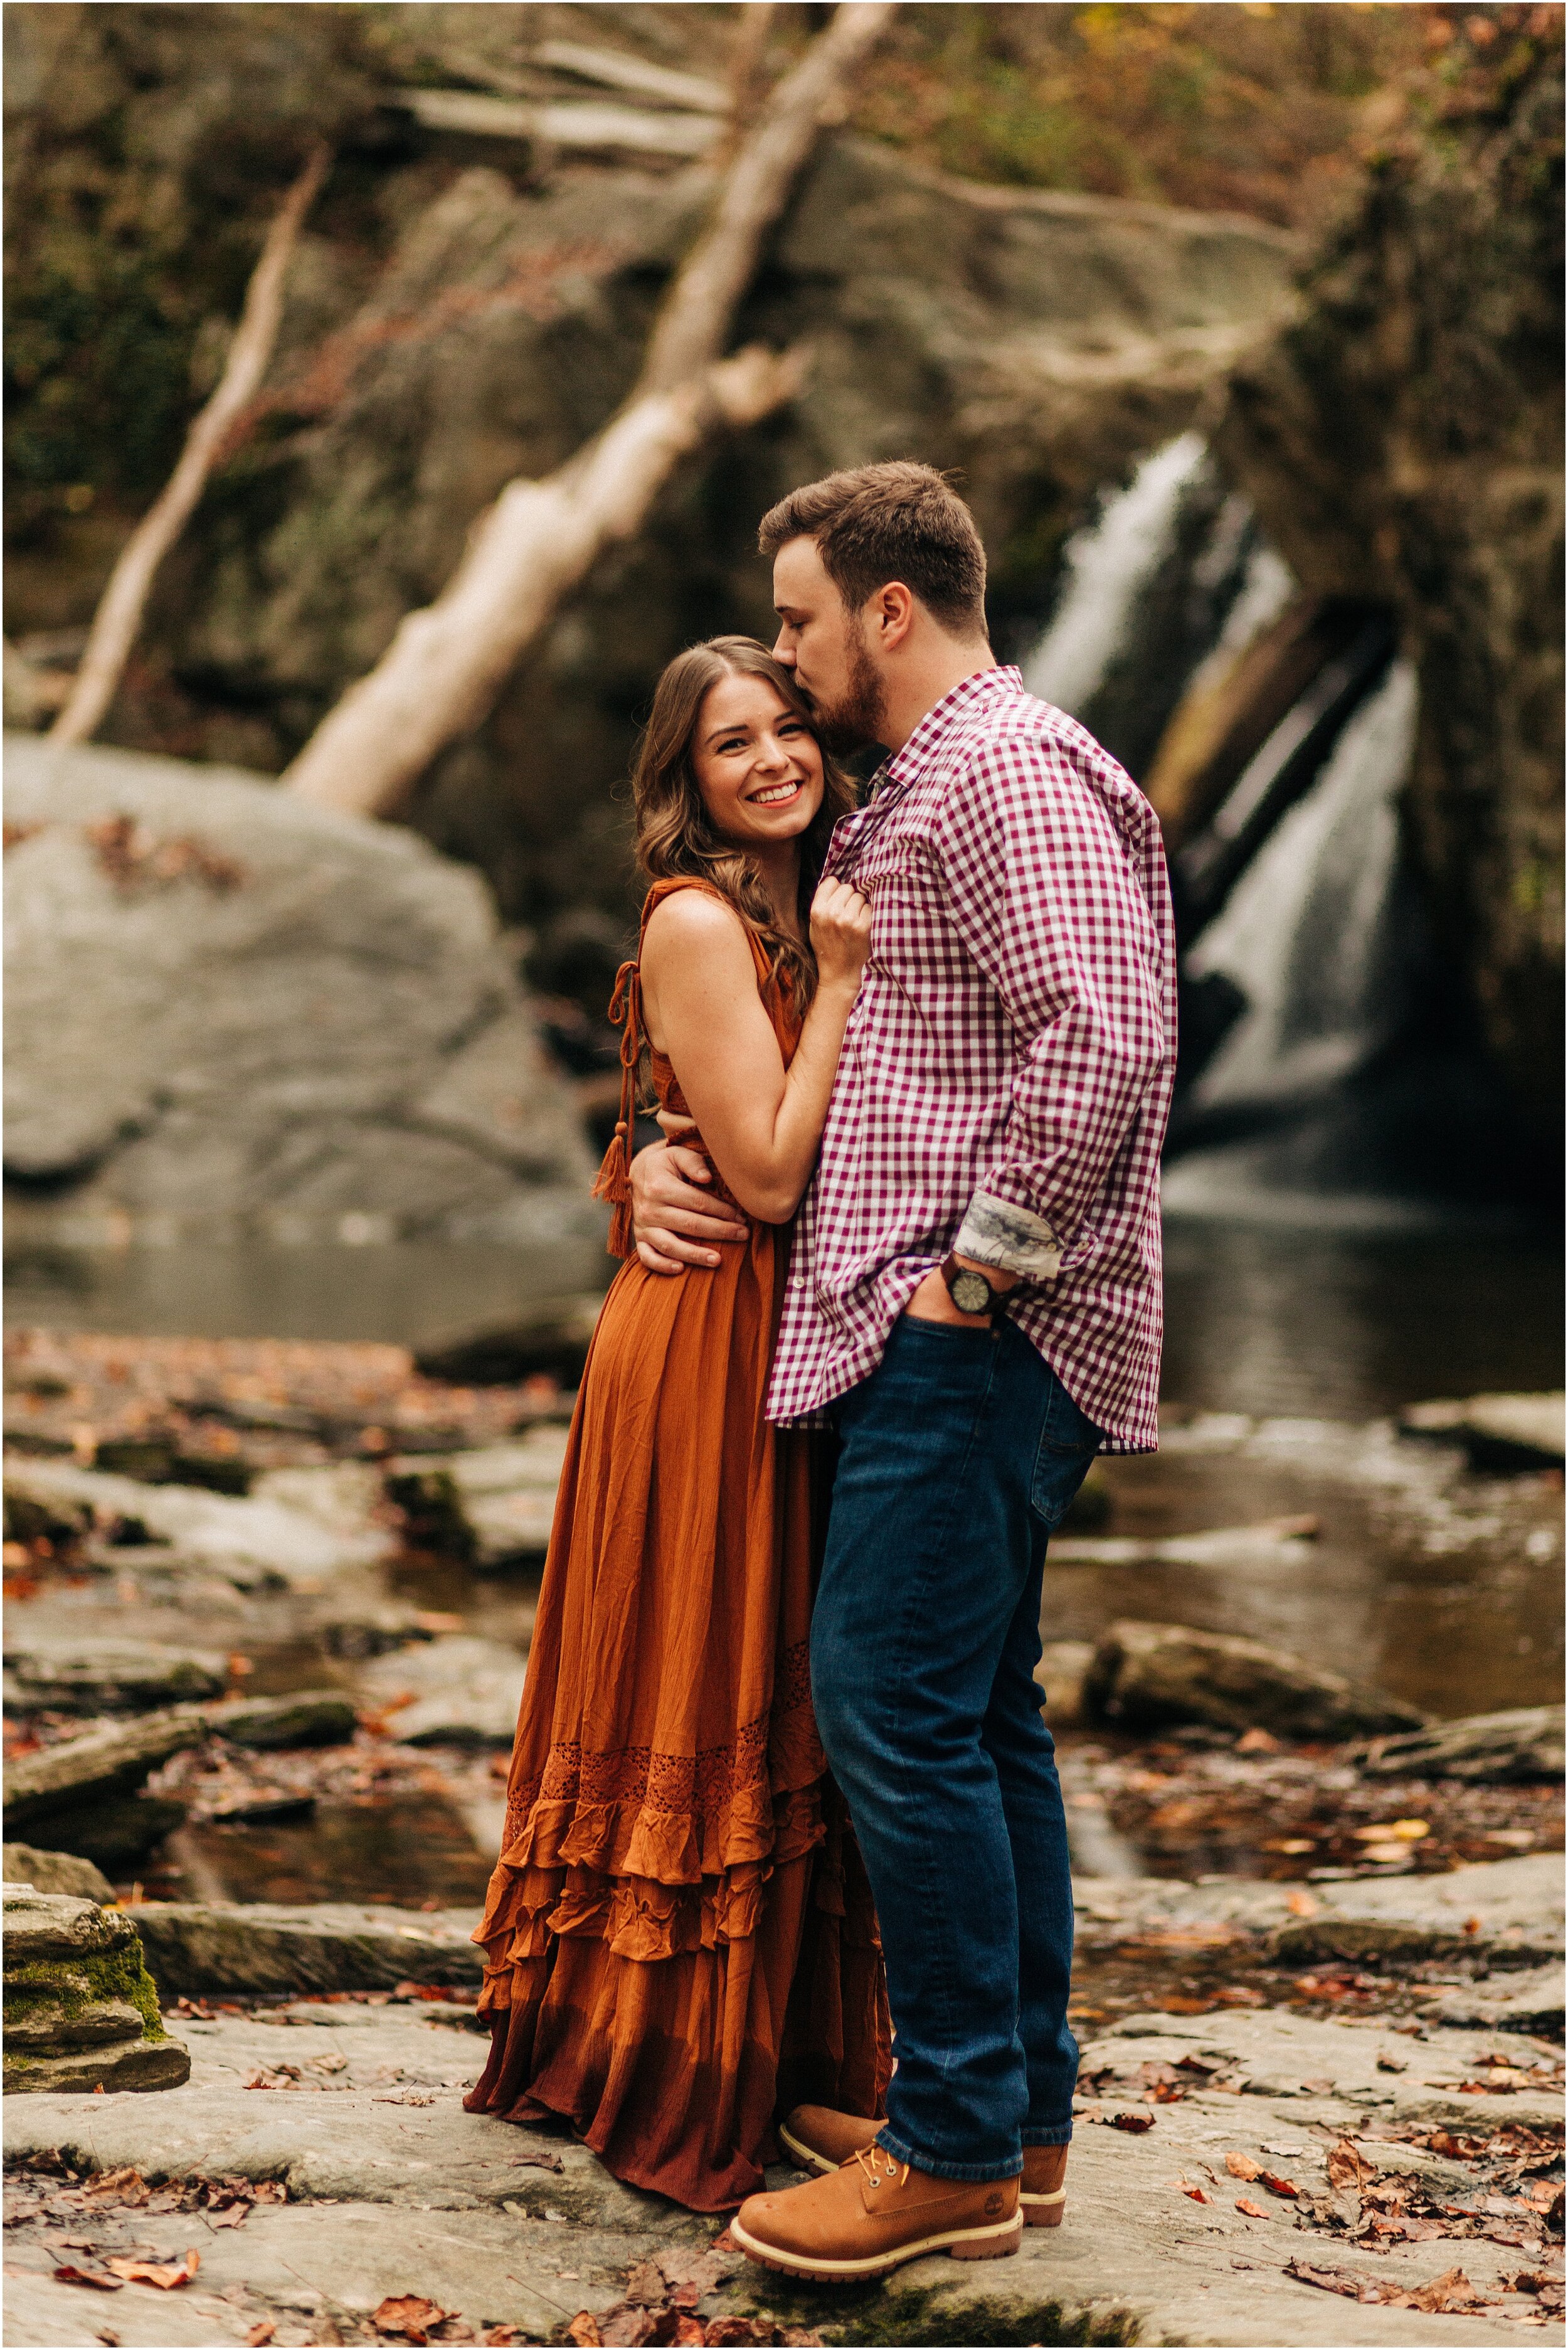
3,1886,189,2093
3,740,598,1241
1216,16,1564,1146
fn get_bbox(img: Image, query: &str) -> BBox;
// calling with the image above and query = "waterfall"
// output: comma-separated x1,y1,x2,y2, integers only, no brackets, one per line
1173,539,1295,709
1182,659,1420,1115
1022,432,1210,715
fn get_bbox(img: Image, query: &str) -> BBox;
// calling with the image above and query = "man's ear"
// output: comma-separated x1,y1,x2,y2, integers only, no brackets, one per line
866,582,916,652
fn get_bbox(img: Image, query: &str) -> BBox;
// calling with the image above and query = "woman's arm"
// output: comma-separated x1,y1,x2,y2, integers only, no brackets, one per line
640,881,871,1223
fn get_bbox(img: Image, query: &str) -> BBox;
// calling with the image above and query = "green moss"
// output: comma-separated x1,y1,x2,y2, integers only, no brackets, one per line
5,1941,164,2041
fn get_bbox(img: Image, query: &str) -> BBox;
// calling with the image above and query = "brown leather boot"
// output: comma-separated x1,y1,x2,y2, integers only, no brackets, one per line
733,2144,1022,2282
1022,2143,1067,2227
777,2105,881,2176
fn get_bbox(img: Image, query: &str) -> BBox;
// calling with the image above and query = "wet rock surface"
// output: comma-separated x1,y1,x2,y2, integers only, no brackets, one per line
3,1990,1561,2346
5,1449,395,1582
386,1433,570,1570
1402,1396,1567,1477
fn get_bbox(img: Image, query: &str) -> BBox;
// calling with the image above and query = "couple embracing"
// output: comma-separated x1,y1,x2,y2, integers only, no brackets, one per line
465,463,1176,2281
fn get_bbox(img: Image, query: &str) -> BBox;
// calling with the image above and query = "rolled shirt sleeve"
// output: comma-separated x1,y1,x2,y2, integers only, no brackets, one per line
936,732,1168,1281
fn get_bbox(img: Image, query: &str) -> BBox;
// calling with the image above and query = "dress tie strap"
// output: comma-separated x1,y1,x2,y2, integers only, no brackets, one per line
591,957,643,1260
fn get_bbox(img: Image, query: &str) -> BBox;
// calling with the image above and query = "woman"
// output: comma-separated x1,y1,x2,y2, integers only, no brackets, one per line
465,637,889,2211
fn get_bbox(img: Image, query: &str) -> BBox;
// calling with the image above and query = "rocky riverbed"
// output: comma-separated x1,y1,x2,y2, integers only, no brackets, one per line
3,1876,1563,2349
4,1327,1562,2346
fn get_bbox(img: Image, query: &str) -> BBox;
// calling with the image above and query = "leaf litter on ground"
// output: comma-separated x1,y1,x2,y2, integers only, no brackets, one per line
567,2242,822,2348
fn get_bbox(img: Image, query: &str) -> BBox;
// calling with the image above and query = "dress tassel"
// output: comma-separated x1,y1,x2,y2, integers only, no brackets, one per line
591,959,642,1260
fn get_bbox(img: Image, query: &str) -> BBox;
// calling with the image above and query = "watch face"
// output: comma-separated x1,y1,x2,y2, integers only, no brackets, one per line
951,1270,992,1316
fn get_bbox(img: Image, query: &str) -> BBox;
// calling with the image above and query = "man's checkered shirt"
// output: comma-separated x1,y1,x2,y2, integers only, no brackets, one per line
765,665,1176,1452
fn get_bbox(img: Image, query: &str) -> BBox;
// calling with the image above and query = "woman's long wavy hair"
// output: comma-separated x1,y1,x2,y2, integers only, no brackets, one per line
631,636,857,1017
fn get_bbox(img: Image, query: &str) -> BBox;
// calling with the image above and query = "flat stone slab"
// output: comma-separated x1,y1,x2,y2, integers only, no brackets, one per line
131,1900,484,1998
0,2268,267,2347
1428,1962,1565,2035
1359,1707,1565,1785
3,1455,390,1581
1075,1854,1565,1965
4,1639,229,1713
359,1633,526,1745
4,2006,1561,2347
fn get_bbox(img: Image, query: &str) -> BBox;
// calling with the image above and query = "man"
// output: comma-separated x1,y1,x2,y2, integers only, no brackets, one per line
630,462,1175,2280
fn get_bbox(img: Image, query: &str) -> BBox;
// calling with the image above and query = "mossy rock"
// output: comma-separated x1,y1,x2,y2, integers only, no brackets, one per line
2,1885,186,2094
6,1941,166,2045
5,1990,149,2050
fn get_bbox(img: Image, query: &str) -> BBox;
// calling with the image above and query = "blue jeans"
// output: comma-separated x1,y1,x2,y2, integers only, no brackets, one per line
812,1314,1102,2183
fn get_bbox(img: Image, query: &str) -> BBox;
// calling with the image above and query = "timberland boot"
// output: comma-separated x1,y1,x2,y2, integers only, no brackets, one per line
778,2105,881,2174
780,2106,1069,2225
1021,2143,1068,2227
732,2144,1022,2282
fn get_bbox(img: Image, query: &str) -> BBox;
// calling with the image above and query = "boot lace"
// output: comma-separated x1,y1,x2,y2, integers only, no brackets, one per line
854,2145,909,2193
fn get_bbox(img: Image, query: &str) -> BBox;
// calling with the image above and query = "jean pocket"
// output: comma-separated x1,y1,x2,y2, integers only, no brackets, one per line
1030,1377,1103,1528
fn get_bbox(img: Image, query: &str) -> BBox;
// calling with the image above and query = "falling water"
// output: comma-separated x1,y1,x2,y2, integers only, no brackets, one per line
1181,659,1419,1115
1022,432,1210,714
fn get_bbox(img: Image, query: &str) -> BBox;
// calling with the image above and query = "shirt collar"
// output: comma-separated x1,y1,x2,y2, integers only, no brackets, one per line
878,664,1022,794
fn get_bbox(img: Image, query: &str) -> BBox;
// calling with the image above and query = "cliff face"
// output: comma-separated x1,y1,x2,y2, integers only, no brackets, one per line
5,3,1294,1002
1217,11,1564,1142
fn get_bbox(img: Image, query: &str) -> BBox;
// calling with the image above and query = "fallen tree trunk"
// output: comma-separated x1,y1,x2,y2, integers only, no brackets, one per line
282,347,797,815
50,144,329,747
284,2,897,817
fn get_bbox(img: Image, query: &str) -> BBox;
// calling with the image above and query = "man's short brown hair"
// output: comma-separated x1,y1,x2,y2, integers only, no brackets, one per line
758,461,988,640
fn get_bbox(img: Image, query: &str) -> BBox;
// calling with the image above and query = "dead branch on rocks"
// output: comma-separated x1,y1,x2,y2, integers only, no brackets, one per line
50,146,330,748
283,3,898,819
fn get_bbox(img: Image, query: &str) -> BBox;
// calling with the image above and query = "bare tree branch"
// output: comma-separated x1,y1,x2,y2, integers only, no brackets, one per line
642,1,896,393
391,89,721,160
50,146,331,748
283,4,898,819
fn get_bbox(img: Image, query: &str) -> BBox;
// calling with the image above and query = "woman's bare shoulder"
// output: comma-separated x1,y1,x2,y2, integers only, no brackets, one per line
641,885,752,974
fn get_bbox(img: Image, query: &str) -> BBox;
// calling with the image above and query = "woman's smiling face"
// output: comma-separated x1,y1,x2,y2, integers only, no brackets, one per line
690,671,825,849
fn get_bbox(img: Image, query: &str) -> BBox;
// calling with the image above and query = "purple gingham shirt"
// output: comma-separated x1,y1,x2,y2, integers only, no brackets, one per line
765,665,1175,1450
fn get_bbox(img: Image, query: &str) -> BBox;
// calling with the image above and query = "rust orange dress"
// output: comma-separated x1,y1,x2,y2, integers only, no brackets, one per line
465,878,889,2211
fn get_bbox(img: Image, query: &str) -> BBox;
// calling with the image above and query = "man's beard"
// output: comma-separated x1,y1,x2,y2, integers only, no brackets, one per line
806,619,888,755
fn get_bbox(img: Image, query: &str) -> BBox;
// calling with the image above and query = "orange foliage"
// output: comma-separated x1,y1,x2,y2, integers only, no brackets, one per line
850,2,1447,226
